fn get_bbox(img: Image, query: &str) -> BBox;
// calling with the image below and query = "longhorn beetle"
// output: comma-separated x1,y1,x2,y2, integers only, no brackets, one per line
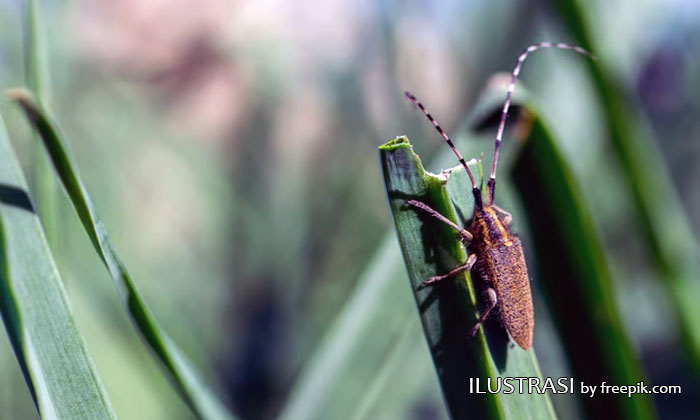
404,42,595,350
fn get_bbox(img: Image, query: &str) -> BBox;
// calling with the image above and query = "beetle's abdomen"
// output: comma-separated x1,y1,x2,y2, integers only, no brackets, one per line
470,207,534,350
482,239,533,349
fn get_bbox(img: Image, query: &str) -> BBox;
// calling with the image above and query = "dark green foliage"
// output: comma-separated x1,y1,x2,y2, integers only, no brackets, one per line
513,114,656,420
551,0,700,373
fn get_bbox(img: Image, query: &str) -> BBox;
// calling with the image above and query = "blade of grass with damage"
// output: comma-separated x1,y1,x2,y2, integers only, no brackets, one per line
380,136,556,420
9,89,236,420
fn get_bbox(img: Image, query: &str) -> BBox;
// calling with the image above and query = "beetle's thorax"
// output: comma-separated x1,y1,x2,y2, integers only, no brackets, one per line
470,205,513,247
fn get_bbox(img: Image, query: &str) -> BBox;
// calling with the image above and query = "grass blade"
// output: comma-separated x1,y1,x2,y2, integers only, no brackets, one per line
0,115,116,419
511,113,656,419
23,0,49,103
278,236,445,420
348,319,421,420
9,89,236,420
550,0,700,373
380,136,556,420
24,0,58,245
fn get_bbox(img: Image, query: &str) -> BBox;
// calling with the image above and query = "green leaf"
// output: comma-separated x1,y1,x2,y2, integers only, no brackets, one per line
8,89,236,420
0,114,116,419
278,236,446,420
23,0,50,103
23,0,59,245
511,113,656,420
380,136,556,420
348,319,425,420
550,0,700,374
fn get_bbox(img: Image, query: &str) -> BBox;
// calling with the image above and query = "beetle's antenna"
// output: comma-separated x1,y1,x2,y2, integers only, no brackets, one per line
488,42,595,204
404,91,483,207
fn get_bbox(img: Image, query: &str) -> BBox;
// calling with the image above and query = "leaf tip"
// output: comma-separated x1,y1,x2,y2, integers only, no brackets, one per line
379,136,411,151
5,87,33,104
5,89,41,120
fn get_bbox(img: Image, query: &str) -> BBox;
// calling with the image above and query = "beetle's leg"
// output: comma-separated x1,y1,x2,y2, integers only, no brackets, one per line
471,288,498,337
491,204,512,226
405,200,472,242
418,253,476,289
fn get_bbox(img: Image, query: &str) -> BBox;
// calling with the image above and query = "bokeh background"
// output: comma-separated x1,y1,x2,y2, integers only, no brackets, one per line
0,0,698,419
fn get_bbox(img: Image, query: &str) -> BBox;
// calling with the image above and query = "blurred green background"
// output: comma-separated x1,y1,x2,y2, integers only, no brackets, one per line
0,0,698,419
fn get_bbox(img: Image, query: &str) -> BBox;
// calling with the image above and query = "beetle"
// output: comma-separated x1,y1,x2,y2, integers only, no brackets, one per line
404,42,594,350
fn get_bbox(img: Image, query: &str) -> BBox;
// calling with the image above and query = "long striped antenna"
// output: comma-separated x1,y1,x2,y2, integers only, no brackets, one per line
404,91,483,207
488,42,595,204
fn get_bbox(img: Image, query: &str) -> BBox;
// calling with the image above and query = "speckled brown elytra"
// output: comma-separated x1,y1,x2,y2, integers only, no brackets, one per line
404,42,594,350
